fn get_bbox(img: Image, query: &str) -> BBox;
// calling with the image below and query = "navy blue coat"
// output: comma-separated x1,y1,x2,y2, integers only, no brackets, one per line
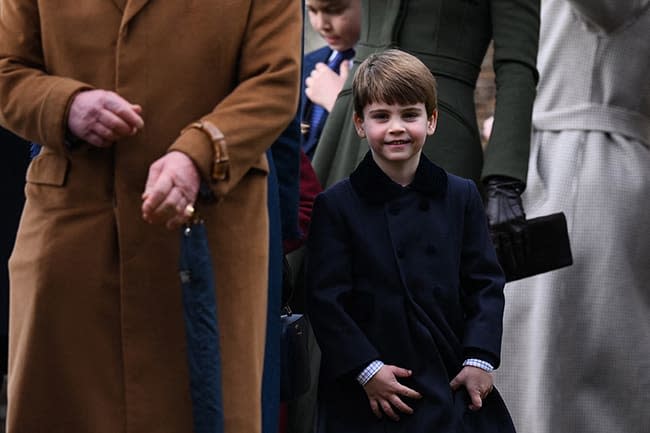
306,153,515,433
0,127,29,373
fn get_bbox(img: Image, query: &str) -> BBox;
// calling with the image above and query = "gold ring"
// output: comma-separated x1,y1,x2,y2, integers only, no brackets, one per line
184,204,195,218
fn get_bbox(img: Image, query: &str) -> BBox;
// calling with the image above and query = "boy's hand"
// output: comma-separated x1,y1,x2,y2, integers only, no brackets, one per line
449,366,494,411
363,365,422,421
304,60,350,112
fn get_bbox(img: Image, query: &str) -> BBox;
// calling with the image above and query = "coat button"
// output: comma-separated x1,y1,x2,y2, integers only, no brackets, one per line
389,204,400,215
419,199,430,211
397,248,405,258
426,244,435,255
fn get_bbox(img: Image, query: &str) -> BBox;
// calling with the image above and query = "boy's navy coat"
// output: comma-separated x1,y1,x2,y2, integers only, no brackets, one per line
306,153,516,433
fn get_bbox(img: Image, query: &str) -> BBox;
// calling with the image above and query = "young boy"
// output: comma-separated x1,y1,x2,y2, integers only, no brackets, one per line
302,0,361,158
306,50,516,433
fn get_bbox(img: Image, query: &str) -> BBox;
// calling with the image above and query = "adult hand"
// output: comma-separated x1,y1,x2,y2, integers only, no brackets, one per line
484,176,528,277
450,366,494,411
363,365,422,421
141,151,201,229
304,60,350,112
67,89,144,147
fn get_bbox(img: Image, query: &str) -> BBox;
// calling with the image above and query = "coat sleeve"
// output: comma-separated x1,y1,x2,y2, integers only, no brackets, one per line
169,0,302,199
565,0,649,33
0,0,93,152
482,0,540,185
306,191,380,381
459,180,506,367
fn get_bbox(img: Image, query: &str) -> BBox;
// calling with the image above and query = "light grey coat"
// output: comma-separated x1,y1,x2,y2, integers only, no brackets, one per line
495,1,650,433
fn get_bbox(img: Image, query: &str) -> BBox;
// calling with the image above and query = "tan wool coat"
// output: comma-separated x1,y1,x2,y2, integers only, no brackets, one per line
0,1,301,432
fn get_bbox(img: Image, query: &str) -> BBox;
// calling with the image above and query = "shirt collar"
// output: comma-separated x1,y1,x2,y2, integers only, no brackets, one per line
349,151,448,204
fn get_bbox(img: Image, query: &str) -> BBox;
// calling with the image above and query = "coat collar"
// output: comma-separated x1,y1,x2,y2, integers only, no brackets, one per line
121,0,151,28
349,152,448,204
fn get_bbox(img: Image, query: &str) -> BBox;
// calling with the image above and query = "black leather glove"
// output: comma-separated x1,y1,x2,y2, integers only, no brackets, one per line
484,176,528,277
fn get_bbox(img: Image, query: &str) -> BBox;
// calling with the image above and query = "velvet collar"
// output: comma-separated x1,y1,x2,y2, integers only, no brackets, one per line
349,152,448,204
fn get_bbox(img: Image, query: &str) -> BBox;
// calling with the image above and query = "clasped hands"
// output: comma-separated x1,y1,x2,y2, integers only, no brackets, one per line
68,89,200,229
363,364,492,421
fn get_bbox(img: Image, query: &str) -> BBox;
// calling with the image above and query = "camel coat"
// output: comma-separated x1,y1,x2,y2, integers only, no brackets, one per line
0,1,301,433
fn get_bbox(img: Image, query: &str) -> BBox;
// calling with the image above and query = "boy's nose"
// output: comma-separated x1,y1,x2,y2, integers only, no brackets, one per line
315,13,332,31
388,120,406,133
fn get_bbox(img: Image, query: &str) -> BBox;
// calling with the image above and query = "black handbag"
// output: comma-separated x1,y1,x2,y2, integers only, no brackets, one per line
280,257,312,401
280,308,312,401
503,212,573,282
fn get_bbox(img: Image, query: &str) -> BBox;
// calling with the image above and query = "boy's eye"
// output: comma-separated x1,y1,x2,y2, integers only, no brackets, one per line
370,113,389,121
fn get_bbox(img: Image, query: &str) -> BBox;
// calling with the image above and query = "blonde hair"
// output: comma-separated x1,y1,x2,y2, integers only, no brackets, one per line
353,49,437,117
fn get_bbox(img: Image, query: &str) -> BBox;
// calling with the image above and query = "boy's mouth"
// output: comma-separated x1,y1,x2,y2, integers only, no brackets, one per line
385,139,410,145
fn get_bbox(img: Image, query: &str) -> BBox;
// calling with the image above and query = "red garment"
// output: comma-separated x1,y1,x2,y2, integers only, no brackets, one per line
283,150,322,253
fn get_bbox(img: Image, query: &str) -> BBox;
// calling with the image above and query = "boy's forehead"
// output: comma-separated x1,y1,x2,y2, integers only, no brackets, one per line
365,101,426,112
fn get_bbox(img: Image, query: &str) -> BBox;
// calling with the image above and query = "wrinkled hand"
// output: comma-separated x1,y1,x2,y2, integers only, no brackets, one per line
363,365,422,421
304,60,350,112
68,90,144,147
142,151,200,229
484,176,528,277
450,366,494,411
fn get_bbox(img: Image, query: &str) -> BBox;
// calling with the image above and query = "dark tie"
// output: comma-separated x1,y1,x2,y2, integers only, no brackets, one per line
303,49,355,157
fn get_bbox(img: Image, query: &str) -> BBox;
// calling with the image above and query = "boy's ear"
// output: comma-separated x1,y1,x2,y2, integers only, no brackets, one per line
353,112,366,138
427,109,438,135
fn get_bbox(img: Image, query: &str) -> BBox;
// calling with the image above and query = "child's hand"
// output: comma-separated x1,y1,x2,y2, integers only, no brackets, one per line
305,60,350,112
363,365,422,421
449,366,494,411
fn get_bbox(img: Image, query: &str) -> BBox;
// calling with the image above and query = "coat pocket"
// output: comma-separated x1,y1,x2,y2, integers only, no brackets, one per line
26,152,69,186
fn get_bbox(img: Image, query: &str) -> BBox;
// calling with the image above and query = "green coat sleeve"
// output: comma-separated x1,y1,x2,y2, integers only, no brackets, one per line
482,0,540,185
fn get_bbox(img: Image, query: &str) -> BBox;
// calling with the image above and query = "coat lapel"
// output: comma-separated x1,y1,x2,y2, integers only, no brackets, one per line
122,0,151,27
110,0,126,12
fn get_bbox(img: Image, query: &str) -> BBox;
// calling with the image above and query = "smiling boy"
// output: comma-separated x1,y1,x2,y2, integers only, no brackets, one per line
306,50,516,433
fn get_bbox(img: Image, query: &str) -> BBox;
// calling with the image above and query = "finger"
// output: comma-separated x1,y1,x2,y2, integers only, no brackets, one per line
150,186,186,220
389,396,414,415
390,366,412,378
98,109,138,138
166,213,187,230
84,131,112,148
103,93,144,130
143,161,164,200
470,388,483,410
339,60,350,79
380,400,399,421
172,172,199,204
397,384,422,400
449,377,461,391
369,400,382,419
90,121,117,142
142,173,173,220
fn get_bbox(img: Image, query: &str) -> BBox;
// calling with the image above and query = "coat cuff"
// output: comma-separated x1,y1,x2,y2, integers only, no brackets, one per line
42,79,93,154
170,120,230,187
